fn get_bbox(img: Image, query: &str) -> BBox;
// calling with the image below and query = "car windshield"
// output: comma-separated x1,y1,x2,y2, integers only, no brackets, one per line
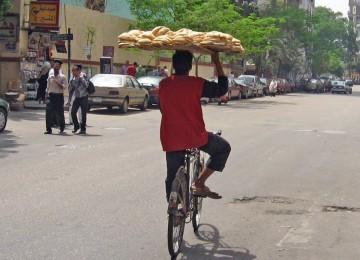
238,76,254,83
90,74,124,87
332,81,345,86
233,78,246,85
137,77,164,86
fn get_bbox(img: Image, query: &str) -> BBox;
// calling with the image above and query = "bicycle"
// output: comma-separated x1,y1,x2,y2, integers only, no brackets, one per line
167,130,221,257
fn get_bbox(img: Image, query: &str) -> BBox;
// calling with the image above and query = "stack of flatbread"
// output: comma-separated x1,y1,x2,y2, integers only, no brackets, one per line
118,26,244,54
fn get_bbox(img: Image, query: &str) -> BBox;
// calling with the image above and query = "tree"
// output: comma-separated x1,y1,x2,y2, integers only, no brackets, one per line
0,0,12,19
309,7,350,77
260,4,312,77
126,0,279,57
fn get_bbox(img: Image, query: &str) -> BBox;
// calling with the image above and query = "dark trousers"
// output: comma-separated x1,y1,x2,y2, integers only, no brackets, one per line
165,132,231,200
71,96,88,131
46,93,65,131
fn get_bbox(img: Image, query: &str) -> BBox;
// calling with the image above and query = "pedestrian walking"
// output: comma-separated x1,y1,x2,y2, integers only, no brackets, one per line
68,64,89,135
44,59,67,134
127,62,137,77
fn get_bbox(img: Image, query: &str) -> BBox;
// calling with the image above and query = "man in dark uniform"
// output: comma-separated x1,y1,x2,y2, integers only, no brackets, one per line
44,59,67,134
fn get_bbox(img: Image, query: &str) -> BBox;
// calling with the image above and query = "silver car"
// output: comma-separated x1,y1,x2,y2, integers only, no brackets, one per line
331,80,352,94
88,74,149,113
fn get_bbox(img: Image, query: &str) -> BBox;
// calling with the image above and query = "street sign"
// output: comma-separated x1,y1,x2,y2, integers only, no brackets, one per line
50,34,73,41
83,46,91,55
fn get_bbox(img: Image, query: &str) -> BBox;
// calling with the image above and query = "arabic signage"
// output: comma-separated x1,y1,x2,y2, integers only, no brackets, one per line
29,1,60,29
0,15,19,42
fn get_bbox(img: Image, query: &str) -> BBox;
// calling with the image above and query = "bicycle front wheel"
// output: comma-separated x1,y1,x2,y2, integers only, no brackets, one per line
191,160,203,231
167,167,187,257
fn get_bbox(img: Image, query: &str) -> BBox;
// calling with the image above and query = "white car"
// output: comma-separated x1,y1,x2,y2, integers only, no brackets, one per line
88,74,149,113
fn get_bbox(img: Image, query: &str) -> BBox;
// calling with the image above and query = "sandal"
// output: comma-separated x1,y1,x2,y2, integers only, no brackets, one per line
191,185,222,199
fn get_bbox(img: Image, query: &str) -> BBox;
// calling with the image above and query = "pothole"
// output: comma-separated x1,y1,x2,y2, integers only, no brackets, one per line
232,196,295,204
265,209,309,215
322,205,360,213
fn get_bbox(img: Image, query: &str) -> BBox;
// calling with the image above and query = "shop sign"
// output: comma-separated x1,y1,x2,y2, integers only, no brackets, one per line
0,15,19,42
29,1,60,29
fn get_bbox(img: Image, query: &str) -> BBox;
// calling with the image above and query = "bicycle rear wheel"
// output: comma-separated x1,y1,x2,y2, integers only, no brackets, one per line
191,159,203,231
167,167,187,257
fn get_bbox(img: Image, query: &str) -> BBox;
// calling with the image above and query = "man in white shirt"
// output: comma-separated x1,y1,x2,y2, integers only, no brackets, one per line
44,59,67,134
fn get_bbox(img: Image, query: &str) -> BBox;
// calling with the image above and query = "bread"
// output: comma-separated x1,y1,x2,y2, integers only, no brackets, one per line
118,27,244,53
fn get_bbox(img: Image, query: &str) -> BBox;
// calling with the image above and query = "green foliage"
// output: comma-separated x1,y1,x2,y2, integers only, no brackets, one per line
310,6,351,77
0,0,12,19
126,0,280,59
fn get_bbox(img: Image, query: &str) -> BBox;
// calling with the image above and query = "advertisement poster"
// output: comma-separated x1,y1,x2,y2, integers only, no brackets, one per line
0,15,19,42
29,1,60,29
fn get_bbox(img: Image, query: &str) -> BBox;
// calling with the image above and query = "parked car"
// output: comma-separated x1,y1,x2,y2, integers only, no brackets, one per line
87,74,149,113
275,78,289,94
260,77,270,95
345,79,354,86
205,77,229,105
0,98,10,132
233,78,255,99
238,75,264,97
287,78,296,92
305,79,324,93
331,80,352,94
227,77,242,100
137,76,165,106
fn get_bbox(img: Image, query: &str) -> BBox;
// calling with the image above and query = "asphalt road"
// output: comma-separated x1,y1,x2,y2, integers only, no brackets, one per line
1,88,360,259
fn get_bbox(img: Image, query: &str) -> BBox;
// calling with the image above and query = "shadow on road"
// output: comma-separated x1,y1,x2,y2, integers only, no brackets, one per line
0,131,25,159
177,223,256,260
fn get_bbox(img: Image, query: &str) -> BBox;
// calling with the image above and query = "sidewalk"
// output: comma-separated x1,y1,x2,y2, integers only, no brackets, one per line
24,100,46,110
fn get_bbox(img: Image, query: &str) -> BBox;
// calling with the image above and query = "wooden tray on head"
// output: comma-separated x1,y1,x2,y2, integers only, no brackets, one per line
118,27,245,55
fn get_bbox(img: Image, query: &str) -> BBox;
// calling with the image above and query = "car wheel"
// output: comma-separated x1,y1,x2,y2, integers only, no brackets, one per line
217,100,222,106
140,96,148,111
0,108,7,133
350,90,352,94
107,106,112,111
242,91,248,99
238,92,242,100
120,98,129,114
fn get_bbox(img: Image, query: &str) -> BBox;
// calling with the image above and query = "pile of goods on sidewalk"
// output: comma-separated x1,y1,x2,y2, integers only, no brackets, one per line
118,26,244,54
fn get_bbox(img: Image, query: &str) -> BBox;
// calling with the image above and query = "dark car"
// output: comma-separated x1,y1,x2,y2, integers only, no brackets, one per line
137,76,165,106
0,98,10,132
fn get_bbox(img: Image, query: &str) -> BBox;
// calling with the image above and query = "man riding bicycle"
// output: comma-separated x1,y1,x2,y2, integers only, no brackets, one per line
159,50,231,201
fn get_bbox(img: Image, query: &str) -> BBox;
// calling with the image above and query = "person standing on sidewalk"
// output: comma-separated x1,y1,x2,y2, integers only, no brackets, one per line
44,59,67,134
68,64,89,135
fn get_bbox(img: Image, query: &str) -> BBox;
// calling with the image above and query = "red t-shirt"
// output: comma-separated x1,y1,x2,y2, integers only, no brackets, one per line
159,75,208,152
127,65,136,76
